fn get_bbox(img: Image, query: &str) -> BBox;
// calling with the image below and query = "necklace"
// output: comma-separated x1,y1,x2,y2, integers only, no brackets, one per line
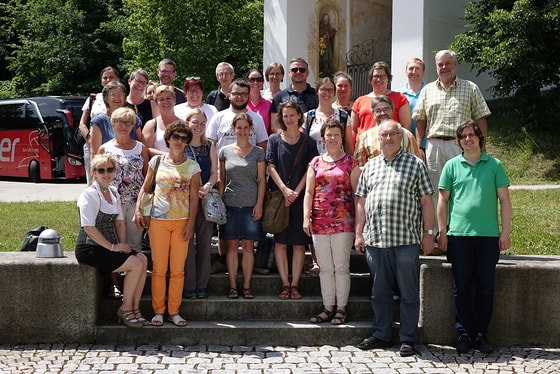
100,186,108,193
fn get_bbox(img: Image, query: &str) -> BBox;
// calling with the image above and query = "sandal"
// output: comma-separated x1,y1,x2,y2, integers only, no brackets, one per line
116,308,142,328
331,309,347,325
227,288,239,299
308,262,320,277
290,286,302,299
133,309,151,326
167,314,187,327
278,285,291,299
151,313,164,326
108,284,123,299
242,288,255,299
309,308,333,323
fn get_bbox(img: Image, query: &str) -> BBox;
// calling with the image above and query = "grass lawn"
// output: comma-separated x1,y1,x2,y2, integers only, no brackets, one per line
0,189,559,255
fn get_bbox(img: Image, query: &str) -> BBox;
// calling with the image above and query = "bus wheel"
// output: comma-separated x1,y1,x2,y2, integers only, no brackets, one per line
29,160,41,183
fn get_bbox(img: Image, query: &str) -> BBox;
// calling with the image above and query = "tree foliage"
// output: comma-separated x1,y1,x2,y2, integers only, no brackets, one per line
450,0,560,99
3,0,126,96
122,0,264,91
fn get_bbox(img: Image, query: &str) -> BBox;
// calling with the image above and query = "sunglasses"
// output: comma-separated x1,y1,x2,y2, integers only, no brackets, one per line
248,77,264,83
290,67,307,73
97,167,115,174
171,133,189,143
186,76,201,81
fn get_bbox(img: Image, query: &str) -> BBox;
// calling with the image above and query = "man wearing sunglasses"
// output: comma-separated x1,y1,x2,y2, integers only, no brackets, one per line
270,57,318,132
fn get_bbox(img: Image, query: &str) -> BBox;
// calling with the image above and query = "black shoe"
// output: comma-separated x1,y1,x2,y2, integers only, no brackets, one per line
399,341,415,357
474,333,493,354
357,336,392,350
456,333,472,354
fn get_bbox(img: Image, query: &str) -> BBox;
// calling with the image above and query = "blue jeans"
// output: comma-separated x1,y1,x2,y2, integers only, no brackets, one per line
365,244,420,343
446,236,500,336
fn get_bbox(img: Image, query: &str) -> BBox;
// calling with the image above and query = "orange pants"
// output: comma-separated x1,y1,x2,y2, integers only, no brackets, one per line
148,218,189,315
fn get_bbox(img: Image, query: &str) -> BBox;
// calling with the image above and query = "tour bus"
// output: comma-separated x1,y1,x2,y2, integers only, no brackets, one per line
0,96,86,182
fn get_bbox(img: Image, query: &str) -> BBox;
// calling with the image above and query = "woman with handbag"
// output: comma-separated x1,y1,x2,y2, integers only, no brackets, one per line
266,100,318,299
303,119,357,325
75,154,148,327
134,120,200,327
182,108,218,299
219,113,266,299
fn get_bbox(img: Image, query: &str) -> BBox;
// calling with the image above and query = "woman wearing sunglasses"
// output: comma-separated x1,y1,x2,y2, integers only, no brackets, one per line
135,121,201,327
75,154,149,328
246,69,272,135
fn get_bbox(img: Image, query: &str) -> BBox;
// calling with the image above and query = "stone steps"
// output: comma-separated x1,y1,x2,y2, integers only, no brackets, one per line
94,246,410,346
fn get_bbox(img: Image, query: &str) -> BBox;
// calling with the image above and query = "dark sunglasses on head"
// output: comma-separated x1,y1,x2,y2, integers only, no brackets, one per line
290,67,307,73
97,167,115,174
171,133,189,143
248,77,264,83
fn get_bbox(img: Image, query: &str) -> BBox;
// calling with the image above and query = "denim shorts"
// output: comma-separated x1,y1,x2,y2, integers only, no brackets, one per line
219,206,263,241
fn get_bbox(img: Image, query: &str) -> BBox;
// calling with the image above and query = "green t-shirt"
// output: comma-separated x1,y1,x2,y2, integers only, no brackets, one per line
438,152,510,236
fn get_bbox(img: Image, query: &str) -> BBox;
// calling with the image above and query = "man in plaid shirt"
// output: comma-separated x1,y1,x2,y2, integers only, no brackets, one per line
354,119,435,357
412,50,491,239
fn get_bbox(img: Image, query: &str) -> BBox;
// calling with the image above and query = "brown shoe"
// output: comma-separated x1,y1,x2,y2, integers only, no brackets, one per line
290,286,302,299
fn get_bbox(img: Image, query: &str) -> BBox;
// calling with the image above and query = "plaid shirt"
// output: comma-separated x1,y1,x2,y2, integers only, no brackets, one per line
355,148,434,248
412,78,491,138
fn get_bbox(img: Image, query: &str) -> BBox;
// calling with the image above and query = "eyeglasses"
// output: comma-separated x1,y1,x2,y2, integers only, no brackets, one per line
186,76,201,81
231,92,249,98
187,89,202,94
373,107,392,114
248,77,264,83
319,87,335,94
96,167,115,174
217,72,232,77
190,119,206,126
171,133,189,143
372,75,388,80
109,93,125,98
133,78,148,86
290,67,307,74
378,132,401,138
160,70,175,75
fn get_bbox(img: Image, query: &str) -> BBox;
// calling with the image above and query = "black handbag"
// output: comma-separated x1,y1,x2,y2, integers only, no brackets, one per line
20,226,48,251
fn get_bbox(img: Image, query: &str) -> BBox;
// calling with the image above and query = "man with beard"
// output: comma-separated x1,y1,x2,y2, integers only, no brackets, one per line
206,78,269,274
270,57,318,132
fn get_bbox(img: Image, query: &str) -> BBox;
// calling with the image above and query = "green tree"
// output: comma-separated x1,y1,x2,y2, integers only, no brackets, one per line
4,0,126,96
450,0,560,126
122,0,264,92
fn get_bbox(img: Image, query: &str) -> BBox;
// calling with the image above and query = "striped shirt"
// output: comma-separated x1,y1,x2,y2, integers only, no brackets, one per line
354,126,421,167
412,78,491,138
355,148,434,248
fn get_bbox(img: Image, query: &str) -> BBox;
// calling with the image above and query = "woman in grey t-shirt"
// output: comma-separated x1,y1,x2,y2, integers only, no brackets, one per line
218,113,266,299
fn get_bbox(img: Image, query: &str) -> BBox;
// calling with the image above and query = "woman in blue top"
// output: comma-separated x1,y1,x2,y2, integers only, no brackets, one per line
183,108,218,299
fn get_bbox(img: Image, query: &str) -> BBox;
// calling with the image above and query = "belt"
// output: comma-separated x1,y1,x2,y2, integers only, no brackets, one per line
430,136,456,141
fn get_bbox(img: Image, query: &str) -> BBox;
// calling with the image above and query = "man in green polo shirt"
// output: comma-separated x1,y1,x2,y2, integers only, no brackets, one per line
437,120,511,355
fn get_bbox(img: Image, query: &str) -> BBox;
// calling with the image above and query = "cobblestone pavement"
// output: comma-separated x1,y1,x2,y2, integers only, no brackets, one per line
1,344,559,373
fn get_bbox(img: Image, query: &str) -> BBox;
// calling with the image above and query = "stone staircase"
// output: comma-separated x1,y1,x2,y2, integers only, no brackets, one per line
94,242,393,346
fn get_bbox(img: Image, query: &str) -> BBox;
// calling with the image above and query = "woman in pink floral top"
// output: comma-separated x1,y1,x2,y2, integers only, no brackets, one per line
303,118,358,325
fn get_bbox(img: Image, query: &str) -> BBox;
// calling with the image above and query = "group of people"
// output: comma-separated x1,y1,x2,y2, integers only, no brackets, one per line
73,52,512,359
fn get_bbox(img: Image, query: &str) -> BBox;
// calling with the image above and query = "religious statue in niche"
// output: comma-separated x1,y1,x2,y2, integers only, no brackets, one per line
319,12,337,77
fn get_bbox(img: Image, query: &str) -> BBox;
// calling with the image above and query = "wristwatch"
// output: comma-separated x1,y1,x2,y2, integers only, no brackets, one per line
424,229,434,236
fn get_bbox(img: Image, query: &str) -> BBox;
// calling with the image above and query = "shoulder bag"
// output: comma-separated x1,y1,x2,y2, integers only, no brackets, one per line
141,155,161,229
262,135,308,234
